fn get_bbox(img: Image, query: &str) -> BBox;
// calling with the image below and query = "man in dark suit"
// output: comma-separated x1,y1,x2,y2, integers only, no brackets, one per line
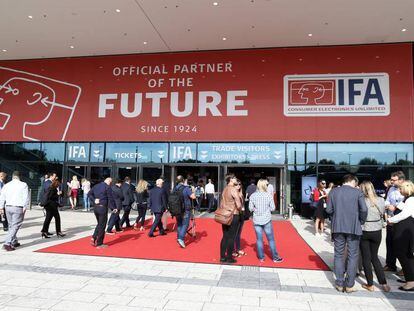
326,174,368,293
106,179,124,234
119,177,135,228
148,179,167,237
88,177,115,248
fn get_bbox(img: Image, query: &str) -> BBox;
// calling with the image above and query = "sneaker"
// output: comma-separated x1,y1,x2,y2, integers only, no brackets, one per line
177,239,186,248
273,257,284,263
96,244,108,249
259,258,265,263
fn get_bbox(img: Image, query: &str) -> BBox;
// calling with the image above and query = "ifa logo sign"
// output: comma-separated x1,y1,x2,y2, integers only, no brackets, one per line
283,73,390,117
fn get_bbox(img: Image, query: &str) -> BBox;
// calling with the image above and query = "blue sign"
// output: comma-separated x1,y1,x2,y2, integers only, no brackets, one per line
105,143,168,163
197,143,285,164
169,143,197,162
66,143,90,162
90,143,104,162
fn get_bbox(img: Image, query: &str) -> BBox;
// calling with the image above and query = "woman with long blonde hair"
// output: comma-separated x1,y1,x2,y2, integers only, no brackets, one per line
359,181,389,292
134,179,149,231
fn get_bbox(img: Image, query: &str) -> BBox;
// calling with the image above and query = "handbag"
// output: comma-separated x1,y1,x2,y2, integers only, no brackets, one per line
214,189,237,225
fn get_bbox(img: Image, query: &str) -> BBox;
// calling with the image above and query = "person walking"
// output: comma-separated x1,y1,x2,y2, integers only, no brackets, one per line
41,178,66,238
249,179,283,263
233,179,247,257
388,181,414,291
205,179,215,212
175,176,196,248
384,171,405,273
326,174,368,293
0,171,29,251
359,181,390,292
0,171,8,231
106,179,124,235
120,177,135,228
312,180,328,235
195,180,205,211
219,174,242,263
88,177,115,248
148,179,167,237
68,175,80,210
81,178,91,211
133,179,149,231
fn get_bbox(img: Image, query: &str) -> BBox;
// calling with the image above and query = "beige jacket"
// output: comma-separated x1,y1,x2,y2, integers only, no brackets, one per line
221,185,242,215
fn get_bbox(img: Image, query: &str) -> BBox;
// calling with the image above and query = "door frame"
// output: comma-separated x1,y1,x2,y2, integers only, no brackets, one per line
224,164,286,215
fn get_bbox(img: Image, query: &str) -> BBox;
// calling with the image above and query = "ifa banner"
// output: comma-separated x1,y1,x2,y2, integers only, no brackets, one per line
0,43,412,142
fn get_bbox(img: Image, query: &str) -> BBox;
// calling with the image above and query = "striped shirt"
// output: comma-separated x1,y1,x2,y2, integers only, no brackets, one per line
248,191,275,225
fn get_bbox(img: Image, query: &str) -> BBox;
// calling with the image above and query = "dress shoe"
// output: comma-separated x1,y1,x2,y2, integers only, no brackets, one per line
335,285,344,292
220,258,227,263
344,287,358,293
177,239,185,248
362,284,375,292
381,284,391,292
12,242,21,248
148,234,155,238
225,258,237,264
56,232,66,238
159,232,167,236
2,244,15,251
398,286,414,292
383,265,397,272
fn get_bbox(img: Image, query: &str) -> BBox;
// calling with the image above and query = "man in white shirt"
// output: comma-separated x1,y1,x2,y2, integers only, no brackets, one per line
205,179,215,212
0,171,29,251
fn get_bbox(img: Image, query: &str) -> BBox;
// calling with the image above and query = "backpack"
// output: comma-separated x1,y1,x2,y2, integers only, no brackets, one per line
195,186,202,198
168,185,185,216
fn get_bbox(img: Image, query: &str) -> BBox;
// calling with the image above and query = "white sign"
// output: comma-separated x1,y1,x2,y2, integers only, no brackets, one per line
284,73,390,117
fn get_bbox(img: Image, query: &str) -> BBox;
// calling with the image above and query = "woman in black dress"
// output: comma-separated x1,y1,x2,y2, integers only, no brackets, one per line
312,180,327,235
41,179,65,238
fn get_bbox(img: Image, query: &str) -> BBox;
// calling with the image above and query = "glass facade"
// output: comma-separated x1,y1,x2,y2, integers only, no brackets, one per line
1,142,413,214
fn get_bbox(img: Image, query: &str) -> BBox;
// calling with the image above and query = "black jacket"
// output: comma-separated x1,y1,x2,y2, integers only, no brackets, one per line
109,185,124,210
148,187,166,213
45,187,59,209
121,182,135,206
134,190,149,205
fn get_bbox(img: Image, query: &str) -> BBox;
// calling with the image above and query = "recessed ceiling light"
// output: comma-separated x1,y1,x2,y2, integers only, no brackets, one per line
28,15,33,19
222,37,227,41
143,41,148,45
70,45,74,49
308,33,313,37
213,2,219,6
2,49,7,52
402,28,407,32
115,9,121,13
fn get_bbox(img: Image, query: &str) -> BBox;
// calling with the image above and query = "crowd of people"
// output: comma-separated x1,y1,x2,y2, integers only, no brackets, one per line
315,171,414,292
1,169,413,293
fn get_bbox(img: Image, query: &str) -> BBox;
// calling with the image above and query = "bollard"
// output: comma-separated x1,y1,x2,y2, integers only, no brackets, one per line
288,203,294,219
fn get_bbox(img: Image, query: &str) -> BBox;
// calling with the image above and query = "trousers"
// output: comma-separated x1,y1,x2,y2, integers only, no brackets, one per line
333,233,361,288
360,230,387,286
93,206,108,246
4,206,24,246
220,215,240,260
41,206,62,233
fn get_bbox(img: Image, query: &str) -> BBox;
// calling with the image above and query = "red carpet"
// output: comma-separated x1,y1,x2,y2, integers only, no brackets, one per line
37,219,329,270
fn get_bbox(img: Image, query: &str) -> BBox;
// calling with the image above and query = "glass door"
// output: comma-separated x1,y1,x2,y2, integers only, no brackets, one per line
89,166,112,187
141,166,163,189
117,165,139,186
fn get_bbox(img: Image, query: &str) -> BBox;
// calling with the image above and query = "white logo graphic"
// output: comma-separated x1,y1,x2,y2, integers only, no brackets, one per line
157,150,165,159
0,66,82,141
93,149,101,158
274,151,282,159
200,150,209,159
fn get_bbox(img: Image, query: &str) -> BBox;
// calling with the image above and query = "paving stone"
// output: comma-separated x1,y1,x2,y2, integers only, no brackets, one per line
5,297,59,309
202,302,241,311
212,294,259,306
93,294,134,306
163,300,204,311
50,300,107,311
61,291,101,303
